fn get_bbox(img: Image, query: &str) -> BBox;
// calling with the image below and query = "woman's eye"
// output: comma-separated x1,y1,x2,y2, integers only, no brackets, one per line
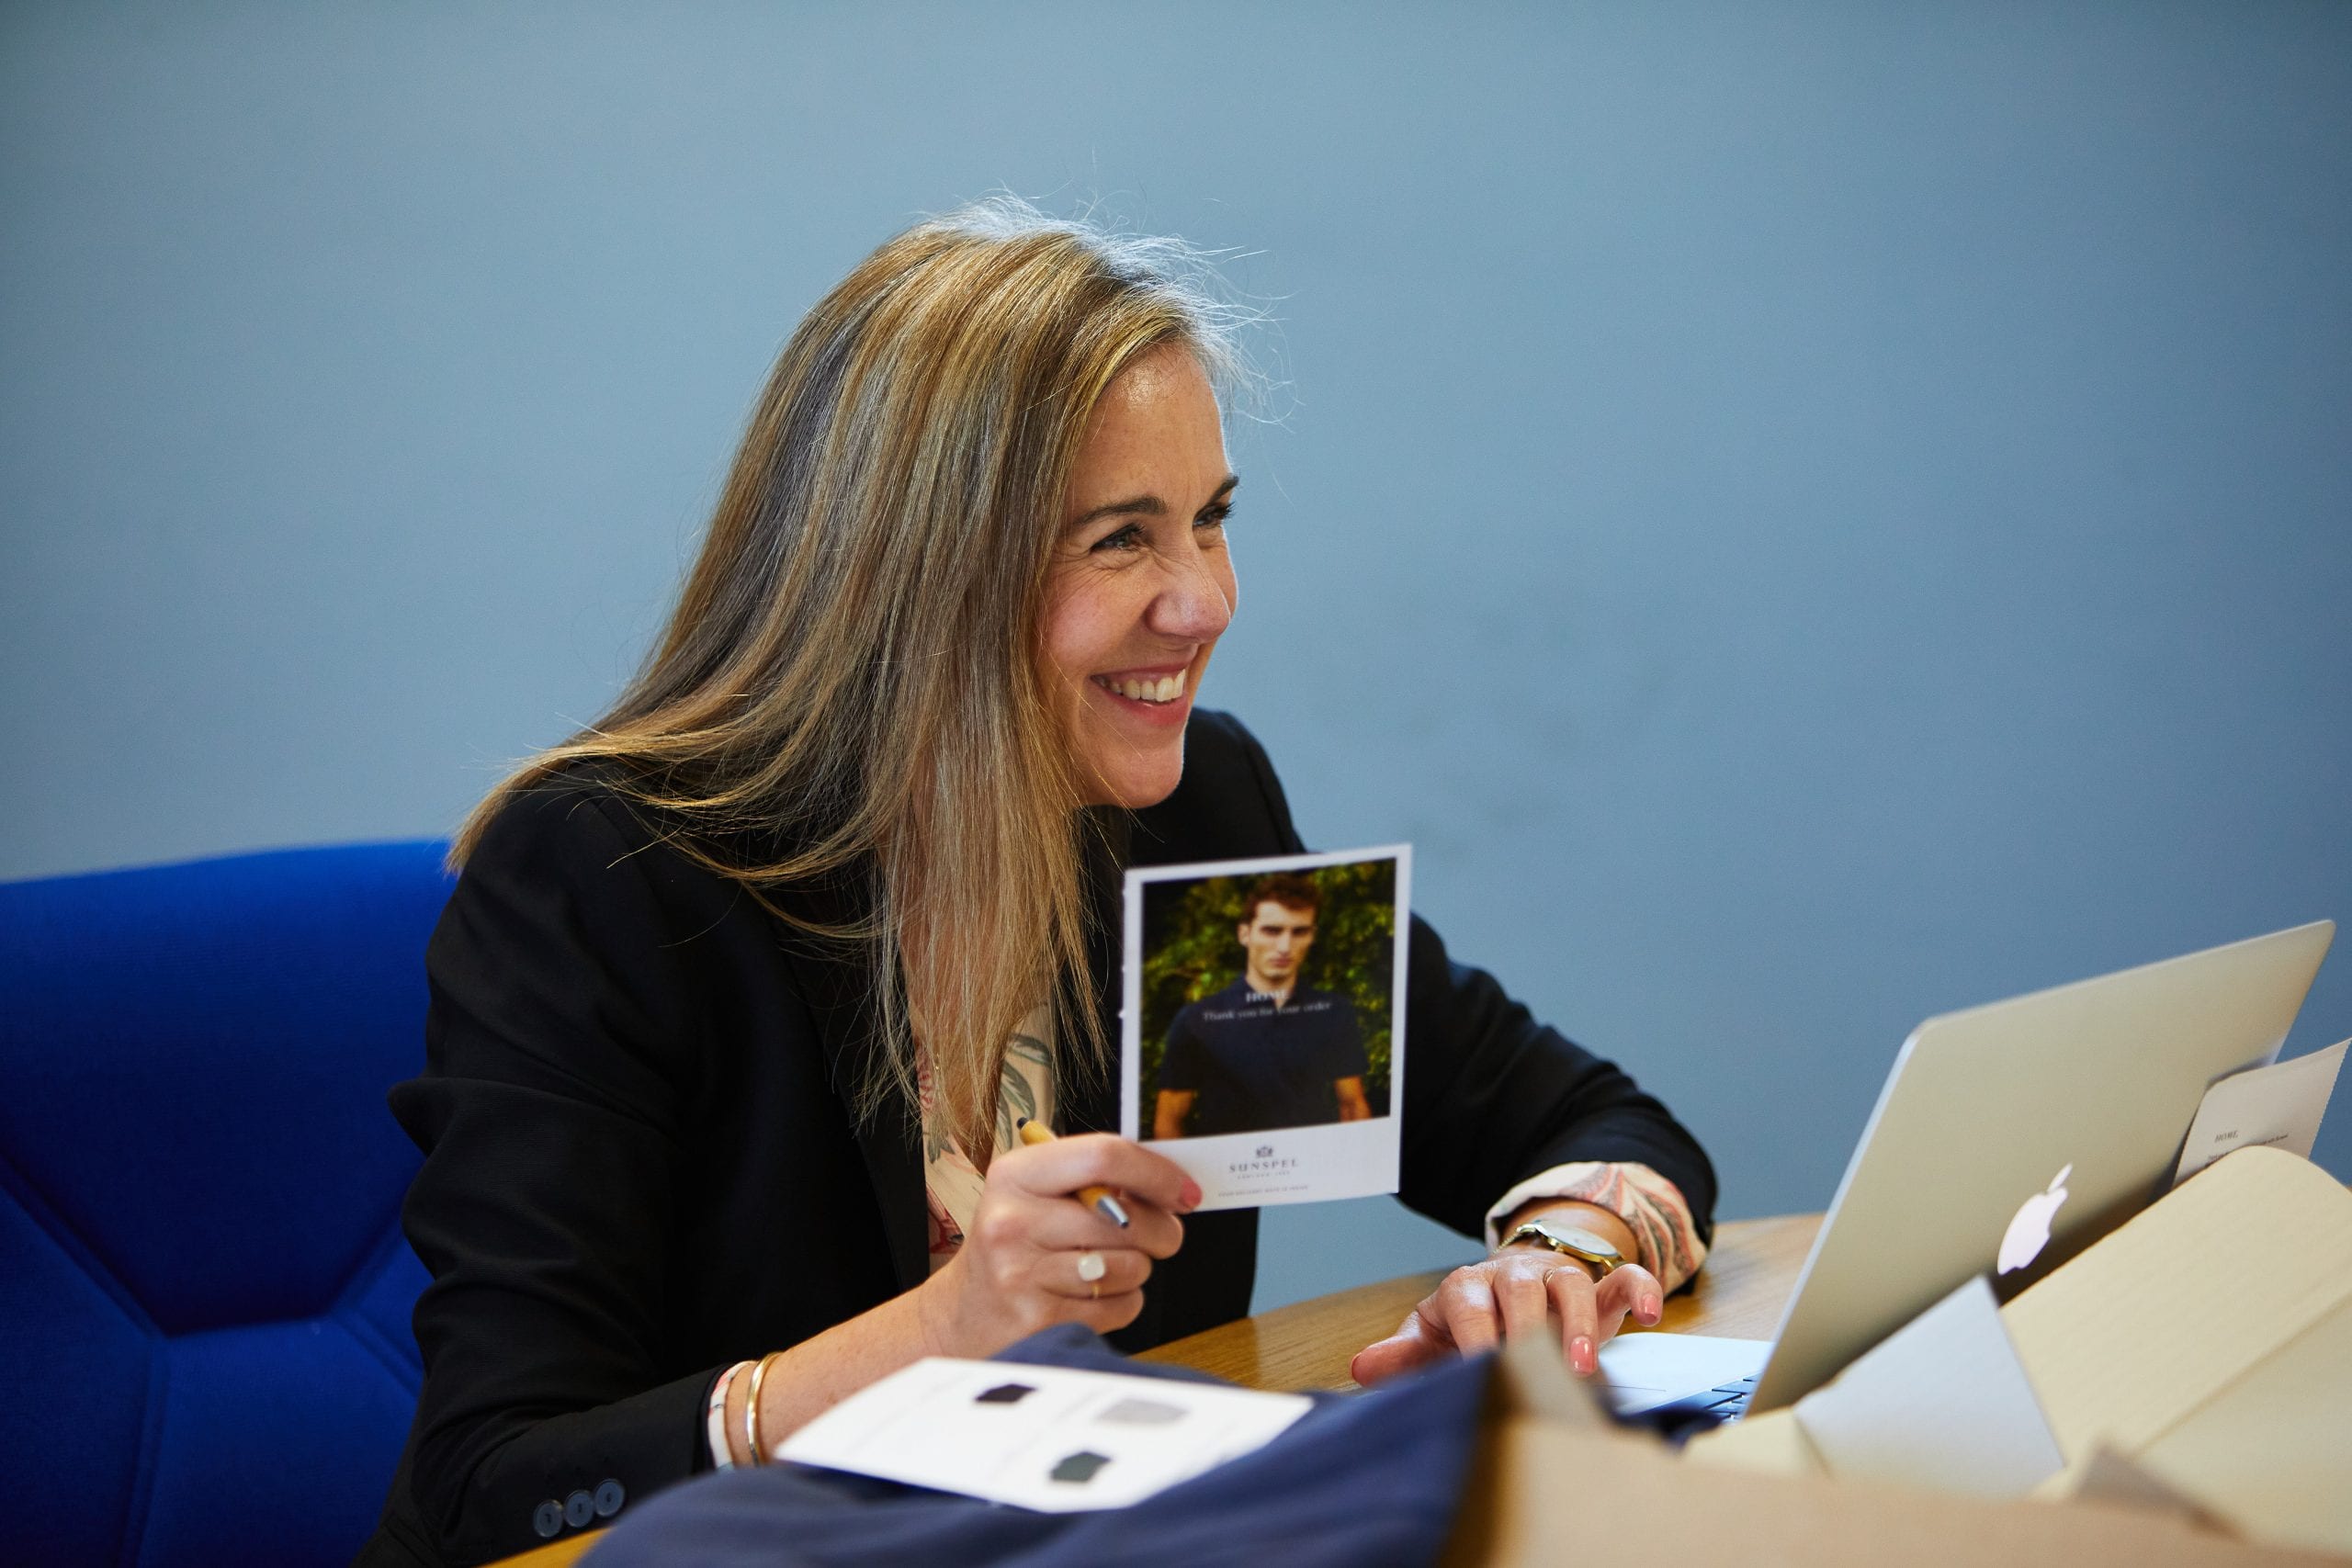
1087,504,1230,555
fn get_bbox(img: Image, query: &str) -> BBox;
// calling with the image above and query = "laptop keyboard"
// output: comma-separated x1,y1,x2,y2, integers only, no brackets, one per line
1645,1371,1756,1423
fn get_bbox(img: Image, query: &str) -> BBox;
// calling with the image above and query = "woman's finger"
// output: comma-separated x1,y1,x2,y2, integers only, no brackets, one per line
989,1190,1185,1260
1596,1263,1664,1340
1545,1267,1601,1375
1348,1305,1451,1386
1069,1280,1150,1333
1035,1245,1154,1300
1493,1261,1553,1345
999,1132,1200,1215
1430,1266,1502,1358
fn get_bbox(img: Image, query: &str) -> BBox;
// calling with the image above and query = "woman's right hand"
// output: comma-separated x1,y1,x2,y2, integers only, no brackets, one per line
922,1133,1200,1353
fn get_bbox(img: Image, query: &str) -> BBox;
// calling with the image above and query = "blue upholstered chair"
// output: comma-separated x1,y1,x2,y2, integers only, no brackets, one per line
1,842,455,1566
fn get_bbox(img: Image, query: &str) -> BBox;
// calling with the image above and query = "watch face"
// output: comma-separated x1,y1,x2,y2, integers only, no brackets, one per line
1532,1223,1620,1261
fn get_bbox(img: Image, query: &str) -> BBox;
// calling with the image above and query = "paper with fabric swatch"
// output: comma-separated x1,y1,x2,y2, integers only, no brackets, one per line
774,1357,1311,1512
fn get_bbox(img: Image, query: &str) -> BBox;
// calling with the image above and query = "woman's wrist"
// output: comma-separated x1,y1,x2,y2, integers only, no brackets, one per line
1492,1199,1640,1271
724,1280,969,1465
910,1256,978,1360
911,1243,1035,1361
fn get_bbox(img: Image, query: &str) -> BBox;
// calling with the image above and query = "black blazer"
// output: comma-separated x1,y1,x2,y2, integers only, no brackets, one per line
362,710,1715,1566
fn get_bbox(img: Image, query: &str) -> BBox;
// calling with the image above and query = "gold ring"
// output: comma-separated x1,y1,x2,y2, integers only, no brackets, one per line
1076,1250,1107,1285
1091,1280,1100,1300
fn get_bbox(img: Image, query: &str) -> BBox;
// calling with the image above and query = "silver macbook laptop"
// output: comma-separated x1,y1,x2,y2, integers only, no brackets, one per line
1600,919,2335,1421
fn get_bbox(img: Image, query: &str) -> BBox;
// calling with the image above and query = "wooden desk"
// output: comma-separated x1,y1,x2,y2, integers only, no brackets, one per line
494,1213,1819,1565
1138,1211,1819,1392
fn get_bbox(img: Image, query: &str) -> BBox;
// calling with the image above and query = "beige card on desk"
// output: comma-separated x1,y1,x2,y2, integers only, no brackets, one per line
2003,1146,2352,1554
2001,1145,2352,1460
2122,1296,2352,1555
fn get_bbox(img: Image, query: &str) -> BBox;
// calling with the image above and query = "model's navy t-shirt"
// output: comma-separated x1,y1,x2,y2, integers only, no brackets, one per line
1157,978,1370,1136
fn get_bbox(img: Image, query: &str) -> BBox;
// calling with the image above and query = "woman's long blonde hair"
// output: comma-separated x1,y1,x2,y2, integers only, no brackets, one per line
454,198,1252,1158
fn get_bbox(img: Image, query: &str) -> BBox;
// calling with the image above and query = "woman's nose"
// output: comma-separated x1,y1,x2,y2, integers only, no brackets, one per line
1148,545,1234,641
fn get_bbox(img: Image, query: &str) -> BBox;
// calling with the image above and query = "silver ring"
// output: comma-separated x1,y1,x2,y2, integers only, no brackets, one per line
1076,1250,1107,1285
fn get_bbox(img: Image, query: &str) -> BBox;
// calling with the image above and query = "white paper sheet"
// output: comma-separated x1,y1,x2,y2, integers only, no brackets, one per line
1792,1275,2064,1500
774,1358,1313,1512
2171,1038,2346,1188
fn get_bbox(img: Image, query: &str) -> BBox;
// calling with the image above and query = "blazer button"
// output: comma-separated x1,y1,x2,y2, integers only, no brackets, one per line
531,1500,563,1539
563,1490,595,1529
594,1479,626,1517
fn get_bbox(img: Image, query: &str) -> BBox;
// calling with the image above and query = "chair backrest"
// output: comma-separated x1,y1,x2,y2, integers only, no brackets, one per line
1,841,455,1567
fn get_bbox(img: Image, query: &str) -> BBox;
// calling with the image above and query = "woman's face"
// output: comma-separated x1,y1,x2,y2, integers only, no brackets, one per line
1045,344,1238,809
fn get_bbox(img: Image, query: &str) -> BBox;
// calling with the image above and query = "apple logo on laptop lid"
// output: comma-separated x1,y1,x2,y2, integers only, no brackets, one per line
1998,1164,2072,1274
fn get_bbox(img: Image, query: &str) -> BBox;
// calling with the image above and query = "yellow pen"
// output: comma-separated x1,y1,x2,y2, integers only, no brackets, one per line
1014,1118,1132,1228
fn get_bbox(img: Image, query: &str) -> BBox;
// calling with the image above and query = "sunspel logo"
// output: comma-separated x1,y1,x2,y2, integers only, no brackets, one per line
1230,1141,1296,1176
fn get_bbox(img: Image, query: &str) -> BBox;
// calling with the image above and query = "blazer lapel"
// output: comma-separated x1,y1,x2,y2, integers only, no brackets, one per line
764,811,1137,1302
1058,808,1132,1138
766,874,931,1297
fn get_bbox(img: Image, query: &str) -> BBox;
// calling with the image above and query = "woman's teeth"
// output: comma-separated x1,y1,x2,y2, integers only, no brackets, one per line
1097,671,1187,705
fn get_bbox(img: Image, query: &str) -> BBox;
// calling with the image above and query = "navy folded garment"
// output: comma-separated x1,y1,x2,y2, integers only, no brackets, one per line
587,1324,1491,1568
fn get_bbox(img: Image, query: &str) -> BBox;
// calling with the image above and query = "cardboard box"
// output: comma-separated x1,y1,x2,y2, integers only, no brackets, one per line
1449,1148,2352,1564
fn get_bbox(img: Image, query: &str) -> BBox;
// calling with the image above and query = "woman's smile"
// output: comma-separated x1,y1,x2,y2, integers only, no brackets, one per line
1087,662,1196,728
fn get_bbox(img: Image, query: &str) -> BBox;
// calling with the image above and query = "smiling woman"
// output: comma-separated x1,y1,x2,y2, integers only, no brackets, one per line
363,199,1716,1566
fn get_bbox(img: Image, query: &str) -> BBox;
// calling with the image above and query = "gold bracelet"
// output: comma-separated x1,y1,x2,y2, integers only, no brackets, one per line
741,1351,784,1467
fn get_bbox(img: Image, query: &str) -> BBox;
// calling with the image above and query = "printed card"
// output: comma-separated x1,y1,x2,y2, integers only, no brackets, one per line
2171,1038,2346,1187
1120,845,1409,1210
774,1358,1312,1512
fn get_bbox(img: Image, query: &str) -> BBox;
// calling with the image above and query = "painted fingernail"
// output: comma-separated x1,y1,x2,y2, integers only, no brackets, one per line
1571,1336,1595,1375
1179,1179,1203,1211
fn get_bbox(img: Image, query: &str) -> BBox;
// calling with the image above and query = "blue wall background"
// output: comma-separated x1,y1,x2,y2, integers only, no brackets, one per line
5,2,2347,1312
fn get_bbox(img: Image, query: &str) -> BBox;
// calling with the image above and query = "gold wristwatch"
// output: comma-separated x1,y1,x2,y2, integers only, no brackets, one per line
1503,1217,1623,1278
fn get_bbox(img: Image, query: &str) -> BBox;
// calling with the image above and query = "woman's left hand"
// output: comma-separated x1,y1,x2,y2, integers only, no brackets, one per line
1347,1249,1664,1386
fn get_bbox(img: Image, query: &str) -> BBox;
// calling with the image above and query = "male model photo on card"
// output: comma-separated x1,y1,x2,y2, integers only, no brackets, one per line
1152,871,1374,1139
1124,847,1409,1209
